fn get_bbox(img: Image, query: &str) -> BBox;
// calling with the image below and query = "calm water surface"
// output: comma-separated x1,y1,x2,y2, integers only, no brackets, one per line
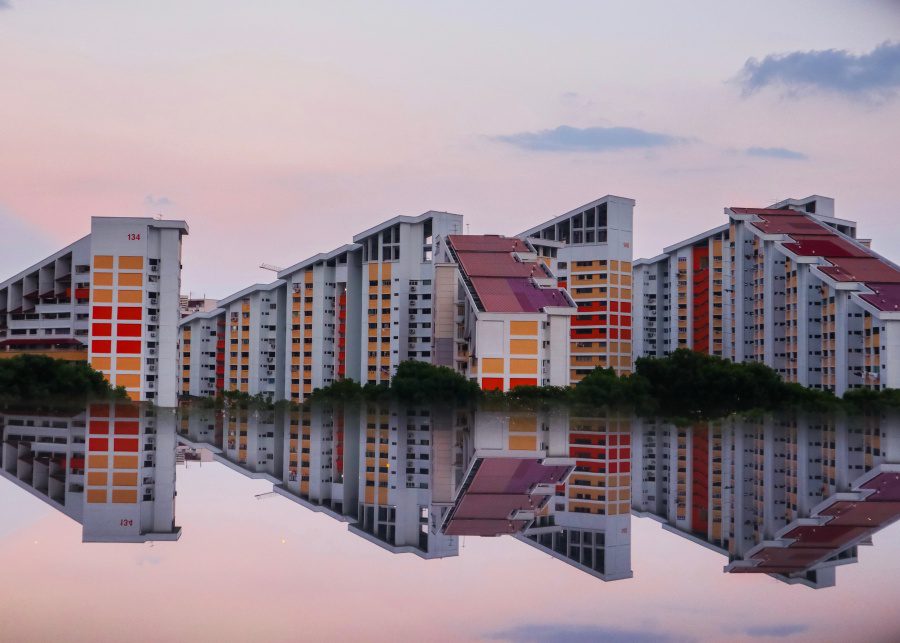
2,402,899,642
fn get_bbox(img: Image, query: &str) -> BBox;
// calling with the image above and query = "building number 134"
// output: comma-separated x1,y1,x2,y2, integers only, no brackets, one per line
127,233,141,240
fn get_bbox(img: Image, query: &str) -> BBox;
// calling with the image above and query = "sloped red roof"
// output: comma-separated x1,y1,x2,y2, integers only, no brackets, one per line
750,214,829,235
782,237,869,258
818,257,900,284
448,235,572,313
859,283,900,312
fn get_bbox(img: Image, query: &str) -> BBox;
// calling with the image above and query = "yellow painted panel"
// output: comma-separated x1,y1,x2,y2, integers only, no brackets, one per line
93,255,113,269
113,455,139,469
87,471,107,486
93,289,113,303
126,390,141,401
91,356,111,371
119,255,144,270
509,435,537,451
117,357,141,371
482,358,504,374
118,272,143,287
113,471,138,486
368,263,378,279
510,320,538,336
510,358,537,374
381,263,391,278
116,373,141,388
112,489,138,504
93,272,113,286
509,339,537,355
118,290,143,304
88,455,108,469
86,489,107,504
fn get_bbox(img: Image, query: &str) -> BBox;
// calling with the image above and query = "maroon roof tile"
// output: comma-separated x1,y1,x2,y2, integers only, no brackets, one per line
818,257,900,284
782,237,870,258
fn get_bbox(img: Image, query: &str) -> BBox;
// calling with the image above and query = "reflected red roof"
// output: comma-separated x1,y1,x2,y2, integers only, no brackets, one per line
448,235,574,314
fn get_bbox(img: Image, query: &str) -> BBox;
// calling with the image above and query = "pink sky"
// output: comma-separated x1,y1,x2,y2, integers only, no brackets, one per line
3,464,900,642
1,1,899,297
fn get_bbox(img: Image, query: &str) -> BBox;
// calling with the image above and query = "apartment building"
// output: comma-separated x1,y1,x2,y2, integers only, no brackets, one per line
0,403,180,543
519,196,636,380
277,244,362,402
179,308,224,398
433,234,576,391
0,217,188,406
352,211,464,385
633,195,900,395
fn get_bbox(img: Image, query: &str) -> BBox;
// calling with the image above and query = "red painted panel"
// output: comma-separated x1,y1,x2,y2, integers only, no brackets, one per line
115,421,140,435
114,404,140,418
117,307,142,320
481,377,504,391
92,306,112,320
509,378,538,389
91,339,112,354
116,340,142,354
117,324,142,337
92,323,112,337
75,287,90,300
89,420,109,434
621,329,632,340
89,404,110,417
620,301,632,313
692,246,710,354
89,438,108,451
114,438,139,452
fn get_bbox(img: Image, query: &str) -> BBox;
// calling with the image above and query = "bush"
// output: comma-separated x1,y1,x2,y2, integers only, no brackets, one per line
0,354,126,404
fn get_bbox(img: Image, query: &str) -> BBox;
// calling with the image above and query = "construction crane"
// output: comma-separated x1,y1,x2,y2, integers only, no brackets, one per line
259,263,283,273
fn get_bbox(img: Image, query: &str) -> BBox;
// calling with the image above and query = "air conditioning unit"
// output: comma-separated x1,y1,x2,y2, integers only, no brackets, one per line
150,315,159,322
409,328,416,335
150,265,159,272
410,285,417,293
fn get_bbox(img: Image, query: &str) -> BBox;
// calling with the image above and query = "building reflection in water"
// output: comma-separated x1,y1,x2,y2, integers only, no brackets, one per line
632,414,900,588
0,401,180,542
4,401,899,589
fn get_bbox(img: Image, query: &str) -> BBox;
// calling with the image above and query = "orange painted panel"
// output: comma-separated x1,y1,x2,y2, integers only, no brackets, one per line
118,272,143,287
93,255,113,269
509,358,537,374
118,290,143,304
510,320,538,336
481,358,504,374
116,373,141,388
93,289,113,303
91,356,111,371
118,255,144,269
88,455,108,469
92,272,113,286
509,339,537,355
86,489,108,504
117,356,141,371
112,489,138,504
87,471,107,486
113,455,139,469
509,435,537,451
112,471,138,486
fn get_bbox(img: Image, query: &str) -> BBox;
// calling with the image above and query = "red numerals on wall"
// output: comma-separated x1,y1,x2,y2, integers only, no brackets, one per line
127,233,141,241
120,519,133,527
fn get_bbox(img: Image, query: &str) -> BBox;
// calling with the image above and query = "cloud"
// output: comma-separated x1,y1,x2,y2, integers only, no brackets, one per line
738,41,900,100
743,624,809,638
0,1,11,9
145,194,174,208
488,624,690,643
494,125,687,152
745,146,808,160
